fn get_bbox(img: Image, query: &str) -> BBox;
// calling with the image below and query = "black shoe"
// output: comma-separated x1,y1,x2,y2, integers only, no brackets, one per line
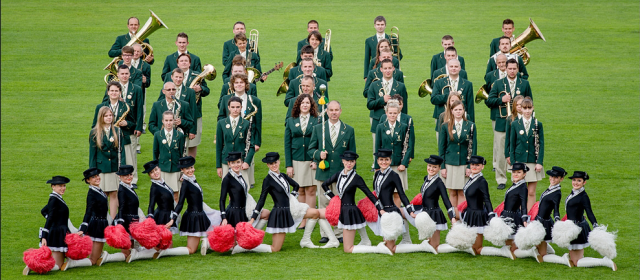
250,184,255,189
297,226,305,230
338,237,343,243
137,150,141,154
497,184,506,190
319,237,329,243
492,168,496,172
132,183,138,189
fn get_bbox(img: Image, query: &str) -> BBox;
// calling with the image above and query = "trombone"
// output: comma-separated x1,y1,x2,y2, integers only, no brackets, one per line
389,26,400,58
324,29,331,52
246,29,261,83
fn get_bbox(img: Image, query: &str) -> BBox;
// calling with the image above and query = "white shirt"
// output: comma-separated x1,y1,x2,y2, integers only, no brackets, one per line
109,102,119,113
382,77,393,94
376,33,385,42
183,70,190,86
231,169,246,189
164,129,173,143
120,82,128,98
234,93,248,117
104,125,112,134
132,58,140,69
299,113,310,127
269,170,288,192
388,121,396,134
329,120,341,131
240,49,247,59
507,77,517,94
499,70,507,79
230,116,240,132
449,76,460,91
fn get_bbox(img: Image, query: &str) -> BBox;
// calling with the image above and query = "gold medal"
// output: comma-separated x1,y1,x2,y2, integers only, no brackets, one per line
516,89,521,95
519,130,524,135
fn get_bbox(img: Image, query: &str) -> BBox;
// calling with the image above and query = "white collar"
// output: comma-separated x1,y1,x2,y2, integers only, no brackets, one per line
342,168,355,176
449,76,459,83
470,172,483,179
523,117,532,123
164,128,173,135
455,119,463,126
129,32,135,38
178,50,188,56
388,120,396,128
507,76,517,83
329,120,341,128
383,77,393,83
234,92,247,98
230,115,240,124
268,170,281,177
379,167,391,175
151,178,165,185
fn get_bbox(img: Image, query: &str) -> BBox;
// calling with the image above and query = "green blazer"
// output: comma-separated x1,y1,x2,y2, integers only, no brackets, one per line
367,79,408,133
285,91,326,122
177,70,210,117
134,60,151,90
486,53,528,79
438,120,477,168
92,101,135,145
284,76,328,107
152,128,186,172
297,37,333,61
504,116,520,158
374,121,413,168
222,38,261,67
295,48,332,81
116,61,143,89
307,121,357,181
218,94,262,146
222,49,261,81
218,81,257,109
379,113,415,158
161,51,202,82
430,67,469,87
89,127,126,173
485,77,533,130
157,77,199,119
148,99,194,136
430,77,475,122
430,52,466,80
484,70,522,92
363,68,404,98
368,56,400,72
364,34,403,78
102,82,144,132
509,118,544,165
284,115,320,167
216,117,255,168
108,34,153,64
288,66,328,82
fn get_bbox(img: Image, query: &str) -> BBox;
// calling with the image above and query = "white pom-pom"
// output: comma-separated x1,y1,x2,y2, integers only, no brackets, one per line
415,212,436,240
289,194,310,220
552,220,582,248
203,202,222,231
514,220,545,250
380,212,404,241
588,225,617,259
245,194,257,219
445,222,477,250
484,217,515,246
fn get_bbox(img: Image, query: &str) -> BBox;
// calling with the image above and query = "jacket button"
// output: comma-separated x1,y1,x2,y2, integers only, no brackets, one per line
169,159,171,161
526,141,528,143
108,159,111,161
107,150,110,152
526,151,528,153
457,152,459,154
303,145,305,147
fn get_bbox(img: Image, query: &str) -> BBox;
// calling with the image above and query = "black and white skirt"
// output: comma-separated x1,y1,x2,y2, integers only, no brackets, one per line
367,205,404,236
179,210,211,237
500,210,524,240
266,206,297,234
41,224,69,252
153,209,179,234
87,216,109,242
568,218,591,250
463,208,488,234
225,206,249,227
535,215,554,242
338,204,367,230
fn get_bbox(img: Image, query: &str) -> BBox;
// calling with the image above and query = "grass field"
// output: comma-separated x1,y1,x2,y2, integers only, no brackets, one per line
2,0,639,279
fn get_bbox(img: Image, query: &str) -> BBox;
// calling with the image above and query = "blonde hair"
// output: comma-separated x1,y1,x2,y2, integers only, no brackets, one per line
509,95,525,122
92,106,118,149
384,99,400,112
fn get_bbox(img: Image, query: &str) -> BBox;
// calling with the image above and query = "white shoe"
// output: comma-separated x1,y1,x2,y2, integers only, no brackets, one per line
99,252,126,265
250,244,272,253
61,258,92,270
155,247,190,259
97,251,108,266
395,243,429,254
480,246,515,260
22,266,30,275
377,242,394,255
318,219,339,248
351,244,392,255
399,220,412,245
357,227,371,246
577,257,617,271
547,243,555,254
255,219,268,230
201,237,209,256
543,253,572,267
421,240,438,254
127,248,157,263
231,245,247,255
514,248,543,263
300,219,319,249
437,243,460,254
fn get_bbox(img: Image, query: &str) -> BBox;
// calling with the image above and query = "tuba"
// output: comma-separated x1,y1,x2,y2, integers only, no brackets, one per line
510,18,546,65
475,85,489,103
324,29,332,52
277,62,297,96
389,26,400,58
103,10,168,84
190,64,216,103
246,29,261,83
418,74,447,98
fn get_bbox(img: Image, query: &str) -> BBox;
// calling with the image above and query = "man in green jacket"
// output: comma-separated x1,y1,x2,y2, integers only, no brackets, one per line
161,32,202,81
364,15,402,79
108,17,154,65
430,35,466,81
489,19,515,57
296,20,333,62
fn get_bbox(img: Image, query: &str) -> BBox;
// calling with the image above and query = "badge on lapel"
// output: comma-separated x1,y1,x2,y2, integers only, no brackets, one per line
295,123,300,127
239,132,243,138
519,130,525,135
452,130,456,134
109,137,114,142
162,139,167,144
516,89,521,95
226,124,230,129
386,130,391,135
342,141,347,148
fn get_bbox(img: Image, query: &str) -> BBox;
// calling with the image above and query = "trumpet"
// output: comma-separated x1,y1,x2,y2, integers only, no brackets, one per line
103,10,168,84
324,29,332,52
389,26,400,58
475,85,489,103
510,18,546,65
190,64,216,103
418,74,447,98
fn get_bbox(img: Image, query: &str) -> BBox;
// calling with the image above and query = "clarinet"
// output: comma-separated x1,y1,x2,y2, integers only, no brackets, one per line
244,96,259,157
467,123,474,161
534,118,539,163
401,118,412,161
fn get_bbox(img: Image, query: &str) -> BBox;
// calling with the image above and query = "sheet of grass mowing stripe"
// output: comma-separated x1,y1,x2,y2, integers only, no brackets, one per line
2,0,638,278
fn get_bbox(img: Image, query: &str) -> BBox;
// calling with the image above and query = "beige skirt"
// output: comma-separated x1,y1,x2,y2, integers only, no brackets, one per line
445,164,469,190
391,165,408,191
525,163,545,182
99,172,119,192
291,160,316,186
188,118,203,147
162,172,181,192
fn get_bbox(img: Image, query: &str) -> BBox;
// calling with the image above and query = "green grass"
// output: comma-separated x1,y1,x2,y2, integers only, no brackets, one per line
2,0,639,279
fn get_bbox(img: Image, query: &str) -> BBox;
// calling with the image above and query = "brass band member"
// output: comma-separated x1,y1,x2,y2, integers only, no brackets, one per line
364,15,402,79
430,46,469,83
296,20,333,62
363,49,404,97
222,33,262,82
161,32,202,81
430,35,466,81
489,19,515,57
222,21,261,67
299,31,332,82
218,59,258,109
288,46,328,81
486,36,528,79
108,17,154,64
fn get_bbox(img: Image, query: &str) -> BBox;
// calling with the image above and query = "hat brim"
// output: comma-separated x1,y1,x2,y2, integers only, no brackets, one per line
177,163,195,169
262,158,279,163
115,170,134,176
142,165,158,174
47,179,70,185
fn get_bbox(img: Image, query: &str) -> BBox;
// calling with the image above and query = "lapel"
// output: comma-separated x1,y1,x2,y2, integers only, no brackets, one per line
228,117,241,140
323,121,333,149
437,52,445,62
160,129,170,149
334,122,347,149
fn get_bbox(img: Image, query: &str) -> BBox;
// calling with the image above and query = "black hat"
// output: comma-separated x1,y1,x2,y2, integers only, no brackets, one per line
546,166,567,177
82,168,101,183
424,155,444,165
47,176,70,185
262,152,280,163
177,156,196,169
510,162,530,172
340,151,359,160
374,149,393,158
116,165,135,176
142,160,159,174
468,155,486,165
226,152,242,162
568,171,589,180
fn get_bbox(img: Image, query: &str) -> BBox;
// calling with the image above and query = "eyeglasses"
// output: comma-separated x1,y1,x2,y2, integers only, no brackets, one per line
164,88,177,92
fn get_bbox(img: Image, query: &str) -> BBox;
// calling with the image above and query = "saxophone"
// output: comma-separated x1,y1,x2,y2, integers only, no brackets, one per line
467,123,474,161
401,118,412,161
244,96,259,157
114,102,130,128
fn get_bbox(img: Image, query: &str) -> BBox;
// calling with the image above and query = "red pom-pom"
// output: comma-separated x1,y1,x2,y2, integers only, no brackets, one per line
411,193,423,206
129,218,161,249
561,214,567,221
65,233,92,260
357,197,378,222
494,201,505,217
208,225,235,253
23,246,56,274
325,196,341,226
104,224,131,249
528,201,540,219
372,191,378,198
156,225,173,250
457,201,467,213
236,222,264,250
